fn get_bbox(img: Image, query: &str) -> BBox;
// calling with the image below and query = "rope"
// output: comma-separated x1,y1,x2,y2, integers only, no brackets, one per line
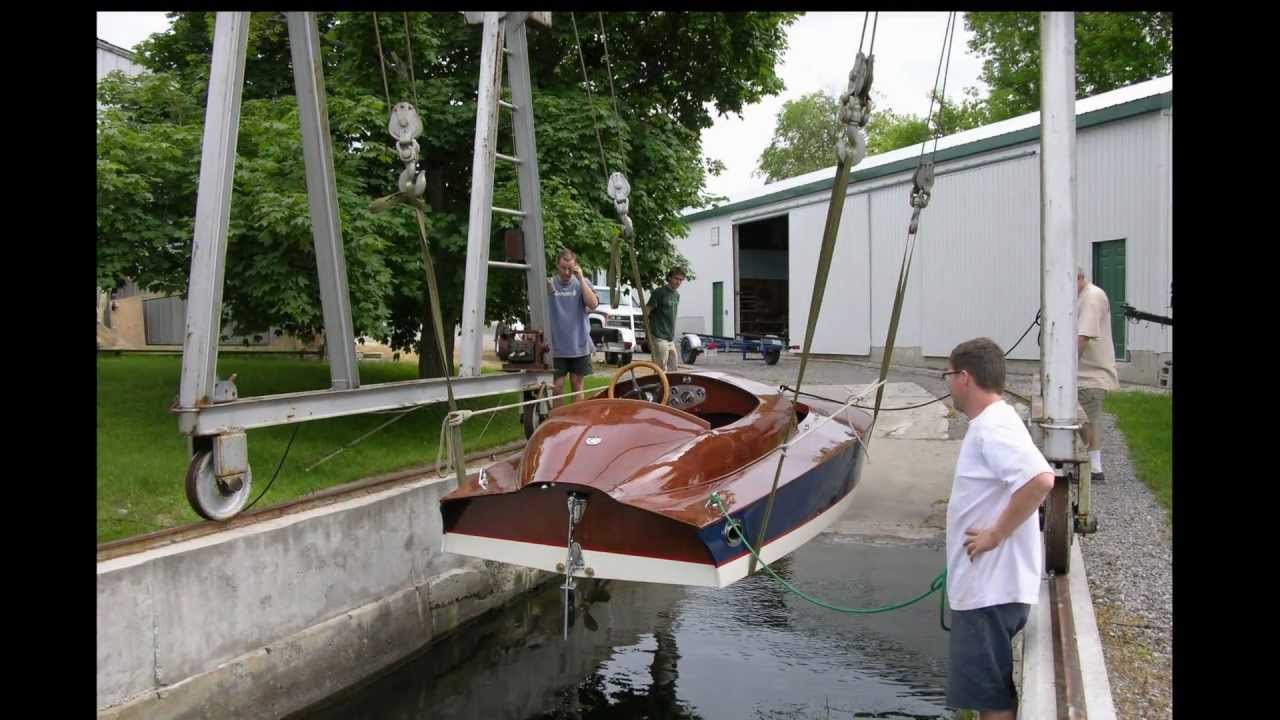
569,12,612,184
399,12,419,107
596,13,621,119
708,493,949,630
869,12,959,430
371,13,391,109
779,380,882,452
932,13,958,150
432,383,600,478
781,309,1042,413
303,406,418,472
918,12,955,166
244,423,302,512
596,12,625,158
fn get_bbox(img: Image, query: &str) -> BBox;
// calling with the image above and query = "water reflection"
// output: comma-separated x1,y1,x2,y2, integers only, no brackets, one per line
292,538,952,719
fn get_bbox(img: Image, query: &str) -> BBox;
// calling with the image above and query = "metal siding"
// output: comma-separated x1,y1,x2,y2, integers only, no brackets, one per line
1077,112,1170,356
97,47,147,80
869,180,926,350
918,152,1042,360
674,218,736,336
143,297,187,345
786,197,870,355
673,106,1171,363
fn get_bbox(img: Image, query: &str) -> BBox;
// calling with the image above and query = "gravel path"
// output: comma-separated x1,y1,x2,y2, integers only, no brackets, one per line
662,352,1173,717
1078,410,1173,719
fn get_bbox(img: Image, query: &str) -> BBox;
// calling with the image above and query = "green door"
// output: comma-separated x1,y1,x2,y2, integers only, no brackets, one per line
712,282,724,336
1092,240,1126,360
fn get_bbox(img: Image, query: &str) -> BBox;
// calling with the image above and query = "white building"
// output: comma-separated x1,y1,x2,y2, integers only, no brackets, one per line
675,75,1172,385
97,39,148,341
97,38,146,81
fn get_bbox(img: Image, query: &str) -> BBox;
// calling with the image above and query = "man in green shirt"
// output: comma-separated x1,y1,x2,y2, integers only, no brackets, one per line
646,266,685,371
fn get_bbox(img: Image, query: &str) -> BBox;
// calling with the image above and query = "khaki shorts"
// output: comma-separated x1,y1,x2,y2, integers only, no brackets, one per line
1078,387,1106,427
650,337,679,371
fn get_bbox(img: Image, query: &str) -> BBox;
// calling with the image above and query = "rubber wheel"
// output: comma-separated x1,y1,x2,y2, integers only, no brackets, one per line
1043,474,1072,574
521,387,551,439
681,339,698,365
605,352,617,365
620,353,633,365
765,349,781,365
185,450,253,521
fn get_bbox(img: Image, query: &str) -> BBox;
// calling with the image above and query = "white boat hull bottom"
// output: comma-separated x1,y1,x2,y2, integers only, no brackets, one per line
442,481,859,588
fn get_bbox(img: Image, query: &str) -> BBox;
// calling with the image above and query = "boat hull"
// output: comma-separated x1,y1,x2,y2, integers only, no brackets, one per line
442,426,864,588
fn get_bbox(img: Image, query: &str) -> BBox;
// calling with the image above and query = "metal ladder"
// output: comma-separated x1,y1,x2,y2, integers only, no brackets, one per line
458,12,553,378
172,12,554,521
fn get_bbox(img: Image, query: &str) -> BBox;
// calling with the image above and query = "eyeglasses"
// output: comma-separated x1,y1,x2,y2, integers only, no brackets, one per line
941,370,964,380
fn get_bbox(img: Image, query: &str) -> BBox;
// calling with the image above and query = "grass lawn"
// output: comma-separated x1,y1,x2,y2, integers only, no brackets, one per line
97,355,610,544
1103,390,1172,519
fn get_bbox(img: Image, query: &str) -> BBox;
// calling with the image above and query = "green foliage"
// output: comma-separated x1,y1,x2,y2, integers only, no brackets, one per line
1104,391,1172,519
965,12,1172,121
755,91,841,184
752,86,993,181
98,11,800,372
96,355,614,542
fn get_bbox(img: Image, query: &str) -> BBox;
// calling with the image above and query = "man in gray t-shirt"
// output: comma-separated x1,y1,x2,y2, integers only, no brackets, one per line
546,248,599,406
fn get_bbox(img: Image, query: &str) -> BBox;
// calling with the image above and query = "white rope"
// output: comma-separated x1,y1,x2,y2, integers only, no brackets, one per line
433,383,602,478
780,380,884,458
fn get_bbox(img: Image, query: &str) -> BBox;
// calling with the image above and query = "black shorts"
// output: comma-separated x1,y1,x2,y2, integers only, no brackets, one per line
947,603,1030,711
553,355,593,379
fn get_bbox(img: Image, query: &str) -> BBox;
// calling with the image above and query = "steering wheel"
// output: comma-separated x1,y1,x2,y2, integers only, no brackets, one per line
606,360,671,405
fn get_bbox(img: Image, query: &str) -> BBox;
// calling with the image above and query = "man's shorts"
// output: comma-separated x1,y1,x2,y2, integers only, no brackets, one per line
553,355,593,379
650,337,679,371
947,603,1030,711
1078,387,1107,428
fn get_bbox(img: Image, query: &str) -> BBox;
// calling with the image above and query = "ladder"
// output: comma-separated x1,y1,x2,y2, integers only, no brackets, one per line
171,11,555,521
458,12,553,377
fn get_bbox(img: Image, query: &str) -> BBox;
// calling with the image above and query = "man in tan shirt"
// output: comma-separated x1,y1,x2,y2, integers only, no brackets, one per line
1077,268,1120,484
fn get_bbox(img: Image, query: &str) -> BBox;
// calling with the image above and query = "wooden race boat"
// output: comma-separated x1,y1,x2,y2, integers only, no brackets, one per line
440,365,871,588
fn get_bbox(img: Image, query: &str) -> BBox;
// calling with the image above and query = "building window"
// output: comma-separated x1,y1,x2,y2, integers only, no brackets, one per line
710,226,720,247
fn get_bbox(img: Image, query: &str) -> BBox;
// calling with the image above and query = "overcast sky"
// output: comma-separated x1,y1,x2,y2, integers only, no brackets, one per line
97,11,987,201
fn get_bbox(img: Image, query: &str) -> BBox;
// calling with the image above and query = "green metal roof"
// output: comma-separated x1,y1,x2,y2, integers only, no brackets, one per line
684,90,1173,223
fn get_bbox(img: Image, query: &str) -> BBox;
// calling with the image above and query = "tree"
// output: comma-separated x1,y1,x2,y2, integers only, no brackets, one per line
864,88,991,156
965,12,1173,121
754,91,840,184
98,11,801,377
751,87,993,183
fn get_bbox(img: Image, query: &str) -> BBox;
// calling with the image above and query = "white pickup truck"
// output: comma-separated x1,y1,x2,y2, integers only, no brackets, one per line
588,285,641,366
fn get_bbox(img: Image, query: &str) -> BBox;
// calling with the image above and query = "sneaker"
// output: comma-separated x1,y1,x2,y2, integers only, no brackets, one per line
1091,472,1106,485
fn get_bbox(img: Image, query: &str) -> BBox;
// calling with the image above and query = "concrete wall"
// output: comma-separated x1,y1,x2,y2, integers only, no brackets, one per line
97,475,551,719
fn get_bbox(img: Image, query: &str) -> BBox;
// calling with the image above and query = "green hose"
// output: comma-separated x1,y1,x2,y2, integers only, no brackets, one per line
708,492,950,631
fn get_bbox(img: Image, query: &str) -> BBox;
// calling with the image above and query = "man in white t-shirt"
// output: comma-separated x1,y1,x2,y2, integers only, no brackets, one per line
1076,268,1120,484
943,337,1056,719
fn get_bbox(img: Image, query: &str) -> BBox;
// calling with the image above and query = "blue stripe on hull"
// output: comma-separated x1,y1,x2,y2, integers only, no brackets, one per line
697,441,864,566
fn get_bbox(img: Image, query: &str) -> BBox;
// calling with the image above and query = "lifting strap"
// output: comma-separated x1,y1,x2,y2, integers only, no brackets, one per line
369,12,466,483
868,11,957,435
749,12,957,575
749,12,879,574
